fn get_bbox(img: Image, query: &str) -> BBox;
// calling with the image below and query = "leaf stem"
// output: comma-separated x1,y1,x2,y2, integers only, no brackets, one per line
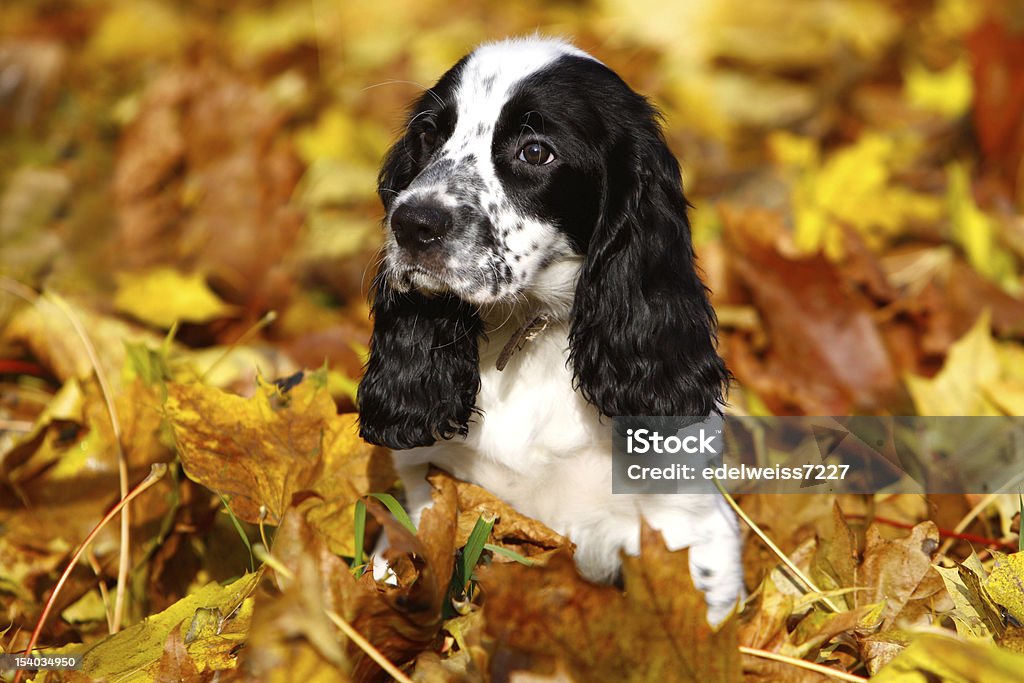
739,646,868,682
325,609,415,683
13,464,167,683
48,293,133,633
712,478,841,612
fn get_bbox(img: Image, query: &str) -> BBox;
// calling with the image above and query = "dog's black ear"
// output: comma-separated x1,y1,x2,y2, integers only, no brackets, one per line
568,104,728,418
358,279,482,449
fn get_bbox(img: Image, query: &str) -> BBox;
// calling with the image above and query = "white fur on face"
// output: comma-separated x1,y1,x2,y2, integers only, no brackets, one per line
386,38,595,308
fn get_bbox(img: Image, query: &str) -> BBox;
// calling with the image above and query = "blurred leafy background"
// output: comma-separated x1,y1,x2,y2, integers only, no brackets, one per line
3,0,1024,681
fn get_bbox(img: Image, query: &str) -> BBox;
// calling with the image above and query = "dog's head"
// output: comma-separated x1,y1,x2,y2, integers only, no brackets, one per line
359,37,728,449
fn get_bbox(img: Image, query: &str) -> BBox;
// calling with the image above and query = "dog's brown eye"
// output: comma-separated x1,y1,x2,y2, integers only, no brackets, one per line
517,142,555,166
420,127,437,149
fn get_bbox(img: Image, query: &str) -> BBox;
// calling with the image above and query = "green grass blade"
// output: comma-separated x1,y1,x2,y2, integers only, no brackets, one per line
483,543,535,566
461,515,495,589
353,499,367,571
368,492,417,534
219,494,254,572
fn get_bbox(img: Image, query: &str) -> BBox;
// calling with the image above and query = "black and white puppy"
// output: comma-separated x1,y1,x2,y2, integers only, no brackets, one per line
358,37,744,624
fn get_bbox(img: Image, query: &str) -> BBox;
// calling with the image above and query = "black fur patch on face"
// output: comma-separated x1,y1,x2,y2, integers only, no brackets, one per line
490,56,623,254
377,56,466,210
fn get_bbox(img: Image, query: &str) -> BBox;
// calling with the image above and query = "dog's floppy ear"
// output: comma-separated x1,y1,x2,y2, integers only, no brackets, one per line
358,278,482,449
358,129,483,449
568,106,728,418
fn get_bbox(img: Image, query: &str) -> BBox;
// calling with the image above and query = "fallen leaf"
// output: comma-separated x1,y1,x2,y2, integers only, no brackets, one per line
947,164,1018,293
479,523,740,682
114,268,238,329
722,206,902,414
858,521,942,629
905,310,1002,415
444,470,569,560
983,551,1024,624
0,166,67,281
904,58,973,119
69,572,259,681
2,294,165,388
165,373,394,556
88,0,186,63
934,560,1003,640
860,630,911,676
113,63,303,309
247,505,352,680
967,16,1024,199
261,476,457,682
0,39,65,132
771,132,943,257
155,624,208,683
873,633,1024,682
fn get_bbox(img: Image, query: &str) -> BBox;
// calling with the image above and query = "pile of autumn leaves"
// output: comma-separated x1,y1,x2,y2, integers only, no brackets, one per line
2,310,1024,682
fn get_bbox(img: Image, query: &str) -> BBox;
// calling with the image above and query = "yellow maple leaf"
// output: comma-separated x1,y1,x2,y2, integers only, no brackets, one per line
984,552,1024,624
772,132,943,258
165,374,392,556
905,57,973,119
114,268,237,329
947,164,1020,294
62,573,260,681
88,1,186,62
905,311,1002,416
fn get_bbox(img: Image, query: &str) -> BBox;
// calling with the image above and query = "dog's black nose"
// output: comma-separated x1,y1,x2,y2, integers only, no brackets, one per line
391,203,451,252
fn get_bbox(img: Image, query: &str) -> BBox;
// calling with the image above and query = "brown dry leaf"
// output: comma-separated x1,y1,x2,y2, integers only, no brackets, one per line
860,630,911,677
813,503,858,600
279,306,372,386
721,206,901,414
411,650,473,683
741,494,837,588
885,253,1024,345
442,469,569,560
4,376,170,495
155,624,208,683
737,580,800,681
113,62,303,310
479,523,740,682
0,377,175,633
967,15,1024,199
741,549,881,681
857,521,943,629
165,373,394,555
416,610,489,682
0,166,67,282
0,39,65,132
2,294,165,388
344,475,458,682
261,478,457,682
247,504,353,680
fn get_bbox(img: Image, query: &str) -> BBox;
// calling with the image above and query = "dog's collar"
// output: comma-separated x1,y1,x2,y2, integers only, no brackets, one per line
496,314,551,371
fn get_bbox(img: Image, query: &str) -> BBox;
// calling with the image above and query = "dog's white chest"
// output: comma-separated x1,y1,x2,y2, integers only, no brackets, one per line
469,322,604,467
